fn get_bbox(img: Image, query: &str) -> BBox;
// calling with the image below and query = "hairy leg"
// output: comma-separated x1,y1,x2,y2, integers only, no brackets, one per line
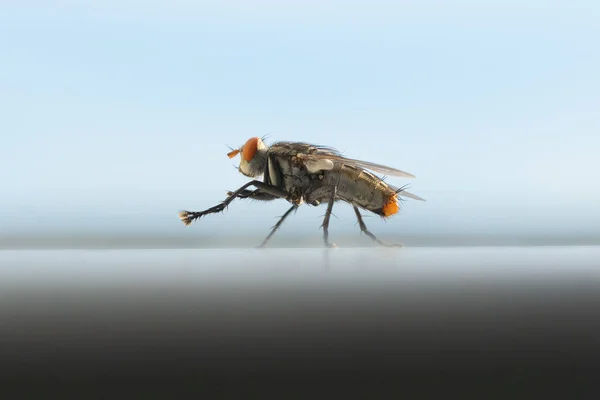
179,180,289,226
353,205,403,247
256,204,299,248
227,188,279,202
320,187,339,248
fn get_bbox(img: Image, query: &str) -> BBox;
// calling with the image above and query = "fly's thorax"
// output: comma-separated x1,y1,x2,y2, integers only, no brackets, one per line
271,154,326,201
322,166,400,217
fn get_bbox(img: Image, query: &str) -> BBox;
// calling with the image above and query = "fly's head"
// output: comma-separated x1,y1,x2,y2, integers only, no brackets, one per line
227,137,268,178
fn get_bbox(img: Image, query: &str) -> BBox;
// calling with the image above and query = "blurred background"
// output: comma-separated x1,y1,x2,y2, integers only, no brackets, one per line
1,1,599,248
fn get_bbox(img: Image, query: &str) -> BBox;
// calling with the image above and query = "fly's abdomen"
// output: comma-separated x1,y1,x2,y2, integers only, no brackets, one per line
324,166,400,218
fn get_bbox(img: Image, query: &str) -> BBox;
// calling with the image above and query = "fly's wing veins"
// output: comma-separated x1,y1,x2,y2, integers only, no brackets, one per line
297,152,416,178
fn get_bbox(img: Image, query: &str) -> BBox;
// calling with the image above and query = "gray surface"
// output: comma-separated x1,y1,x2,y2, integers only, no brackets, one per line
2,246,598,288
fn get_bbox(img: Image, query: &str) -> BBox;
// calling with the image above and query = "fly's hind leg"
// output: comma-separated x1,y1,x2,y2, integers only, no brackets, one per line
179,180,289,226
256,204,299,248
353,205,403,248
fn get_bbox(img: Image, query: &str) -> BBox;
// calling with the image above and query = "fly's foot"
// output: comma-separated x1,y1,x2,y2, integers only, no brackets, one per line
178,202,228,226
178,211,194,226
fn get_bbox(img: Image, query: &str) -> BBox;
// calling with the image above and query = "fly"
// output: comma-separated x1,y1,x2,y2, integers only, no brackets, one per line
178,136,425,248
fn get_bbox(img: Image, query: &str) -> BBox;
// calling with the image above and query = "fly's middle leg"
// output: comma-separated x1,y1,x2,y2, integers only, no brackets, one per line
352,205,403,248
256,204,299,248
178,180,289,226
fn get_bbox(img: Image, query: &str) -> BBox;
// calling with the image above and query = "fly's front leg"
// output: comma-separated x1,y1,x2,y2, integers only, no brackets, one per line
256,204,299,248
227,189,279,202
179,180,289,226
353,205,403,248
228,189,256,199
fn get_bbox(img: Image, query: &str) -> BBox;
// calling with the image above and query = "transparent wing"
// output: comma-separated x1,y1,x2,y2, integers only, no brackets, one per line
268,141,417,178
299,152,416,178
397,190,426,201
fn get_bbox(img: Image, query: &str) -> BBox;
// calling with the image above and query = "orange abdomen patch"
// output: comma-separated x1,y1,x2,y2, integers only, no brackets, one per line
382,194,399,217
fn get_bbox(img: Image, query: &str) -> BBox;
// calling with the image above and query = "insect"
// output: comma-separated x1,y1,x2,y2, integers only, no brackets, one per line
178,136,425,248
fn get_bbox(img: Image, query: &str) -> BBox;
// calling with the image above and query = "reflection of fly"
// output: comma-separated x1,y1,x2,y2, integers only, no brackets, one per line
179,136,425,248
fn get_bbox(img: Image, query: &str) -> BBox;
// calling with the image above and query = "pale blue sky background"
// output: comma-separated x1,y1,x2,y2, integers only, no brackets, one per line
1,1,599,238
